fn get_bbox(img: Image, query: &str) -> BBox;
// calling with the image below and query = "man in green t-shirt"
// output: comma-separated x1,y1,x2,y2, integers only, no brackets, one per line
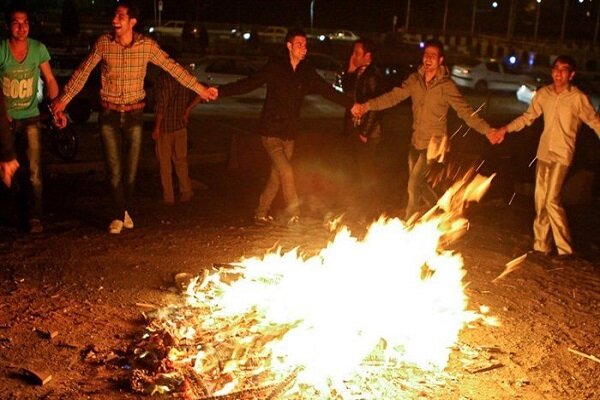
0,3,60,233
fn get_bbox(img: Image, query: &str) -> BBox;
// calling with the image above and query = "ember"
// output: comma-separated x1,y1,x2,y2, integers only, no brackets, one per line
130,171,499,399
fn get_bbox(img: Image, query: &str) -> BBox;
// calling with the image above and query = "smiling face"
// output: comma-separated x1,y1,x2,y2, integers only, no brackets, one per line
8,11,29,42
112,6,137,38
422,45,443,74
551,61,575,92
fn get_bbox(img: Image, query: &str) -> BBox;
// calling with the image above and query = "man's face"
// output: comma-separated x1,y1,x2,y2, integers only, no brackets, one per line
9,12,29,42
551,61,575,90
422,46,443,73
287,36,307,62
112,6,137,37
351,43,371,67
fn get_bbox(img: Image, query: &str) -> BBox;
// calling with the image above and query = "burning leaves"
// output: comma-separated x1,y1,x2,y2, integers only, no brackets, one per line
129,173,498,398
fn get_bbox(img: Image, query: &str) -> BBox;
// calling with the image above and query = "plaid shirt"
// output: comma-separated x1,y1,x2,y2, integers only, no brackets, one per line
60,32,205,105
155,70,195,134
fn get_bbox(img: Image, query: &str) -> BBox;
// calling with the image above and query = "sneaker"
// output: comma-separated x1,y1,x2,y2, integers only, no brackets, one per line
28,218,44,233
551,253,579,264
123,211,134,229
108,219,124,234
254,215,274,226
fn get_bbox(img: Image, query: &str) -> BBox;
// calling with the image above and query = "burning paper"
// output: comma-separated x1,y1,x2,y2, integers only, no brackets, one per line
131,173,498,399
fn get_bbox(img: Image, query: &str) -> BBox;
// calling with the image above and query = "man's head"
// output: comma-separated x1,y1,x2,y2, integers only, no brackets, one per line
112,0,140,37
422,39,444,74
5,2,29,42
351,38,376,67
285,28,307,63
551,55,576,91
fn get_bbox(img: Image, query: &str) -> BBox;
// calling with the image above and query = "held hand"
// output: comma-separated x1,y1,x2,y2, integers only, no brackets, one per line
182,108,191,125
0,159,19,187
200,87,218,101
359,133,368,144
53,112,68,129
487,126,507,144
351,103,367,118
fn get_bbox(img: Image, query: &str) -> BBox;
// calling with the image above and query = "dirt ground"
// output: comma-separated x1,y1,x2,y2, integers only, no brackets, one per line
0,124,599,400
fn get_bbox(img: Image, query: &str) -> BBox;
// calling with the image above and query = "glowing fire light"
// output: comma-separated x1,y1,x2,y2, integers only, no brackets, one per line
135,171,498,398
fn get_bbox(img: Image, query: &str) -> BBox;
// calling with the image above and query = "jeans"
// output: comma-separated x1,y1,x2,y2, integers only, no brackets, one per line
99,109,143,220
406,146,438,219
13,117,42,221
533,160,572,255
257,136,299,218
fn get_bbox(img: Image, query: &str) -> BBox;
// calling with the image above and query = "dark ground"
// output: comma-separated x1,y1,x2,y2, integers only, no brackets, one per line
0,96,599,399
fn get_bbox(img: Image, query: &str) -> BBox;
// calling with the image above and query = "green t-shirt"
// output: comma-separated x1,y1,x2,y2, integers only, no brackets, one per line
0,38,50,119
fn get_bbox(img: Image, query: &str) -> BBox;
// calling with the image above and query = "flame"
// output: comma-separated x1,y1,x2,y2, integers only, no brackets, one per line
138,171,498,397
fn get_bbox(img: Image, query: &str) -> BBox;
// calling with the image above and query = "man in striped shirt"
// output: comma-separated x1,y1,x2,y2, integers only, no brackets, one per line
52,0,217,234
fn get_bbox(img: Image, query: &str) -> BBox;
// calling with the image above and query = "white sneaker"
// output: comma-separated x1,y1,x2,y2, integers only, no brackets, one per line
108,219,124,234
123,211,134,229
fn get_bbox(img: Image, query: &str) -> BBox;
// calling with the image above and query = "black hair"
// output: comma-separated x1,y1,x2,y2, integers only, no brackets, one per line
285,28,306,44
4,1,28,26
113,0,140,20
423,39,444,58
553,55,576,72
354,37,377,60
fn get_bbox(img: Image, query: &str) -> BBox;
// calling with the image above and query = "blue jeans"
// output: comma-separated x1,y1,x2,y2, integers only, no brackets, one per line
99,109,143,220
406,146,438,218
13,117,43,221
257,136,299,218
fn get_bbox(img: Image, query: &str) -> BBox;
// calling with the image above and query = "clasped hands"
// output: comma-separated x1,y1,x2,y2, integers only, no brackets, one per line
487,126,507,145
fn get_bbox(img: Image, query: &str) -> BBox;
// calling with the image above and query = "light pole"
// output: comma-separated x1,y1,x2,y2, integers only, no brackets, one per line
534,0,541,42
560,0,569,44
471,0,477,34
405,0,411,31
310,0,315,30
442,0,449,33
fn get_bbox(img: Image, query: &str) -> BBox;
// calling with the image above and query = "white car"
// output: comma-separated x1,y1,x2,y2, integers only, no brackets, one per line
258,26,287,43
148,20,185,37
451,58,533,92
328,30,359,42
192,56,268,99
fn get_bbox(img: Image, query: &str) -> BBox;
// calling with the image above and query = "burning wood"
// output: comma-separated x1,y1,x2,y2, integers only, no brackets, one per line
128,173,498,398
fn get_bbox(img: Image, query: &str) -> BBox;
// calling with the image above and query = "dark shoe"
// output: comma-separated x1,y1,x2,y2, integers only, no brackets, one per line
551,253,579,264
28,219,44,233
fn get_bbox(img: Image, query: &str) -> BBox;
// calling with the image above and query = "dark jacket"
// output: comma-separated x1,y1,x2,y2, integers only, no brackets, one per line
219,55,353,139
341,63,385,141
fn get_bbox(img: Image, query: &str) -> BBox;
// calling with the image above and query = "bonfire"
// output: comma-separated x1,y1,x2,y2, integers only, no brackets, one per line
129,170,499,399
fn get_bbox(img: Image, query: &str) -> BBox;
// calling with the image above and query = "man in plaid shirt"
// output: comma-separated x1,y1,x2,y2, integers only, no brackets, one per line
52,0,216,234
152,48,197,205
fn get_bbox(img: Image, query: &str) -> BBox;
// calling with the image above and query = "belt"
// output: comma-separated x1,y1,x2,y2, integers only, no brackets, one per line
101,101,145,112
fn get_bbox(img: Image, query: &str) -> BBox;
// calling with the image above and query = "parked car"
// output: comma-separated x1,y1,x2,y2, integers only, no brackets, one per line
192,56,268,98
305,53,342,86
451,58,533,92
328,30,359,42
148,20,185,37
258,26,287,43
516,73,600,110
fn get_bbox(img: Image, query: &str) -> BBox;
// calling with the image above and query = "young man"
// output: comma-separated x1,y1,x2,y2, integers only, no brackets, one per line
52,0,216,234
491,55,600,259
352,39,496,219
0,3,60,233
152,55,196,205
214,28,353,224
340,38,385,207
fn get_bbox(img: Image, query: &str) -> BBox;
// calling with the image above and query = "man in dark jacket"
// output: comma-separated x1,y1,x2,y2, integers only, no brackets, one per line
340,38,385,206
217,28,353,224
